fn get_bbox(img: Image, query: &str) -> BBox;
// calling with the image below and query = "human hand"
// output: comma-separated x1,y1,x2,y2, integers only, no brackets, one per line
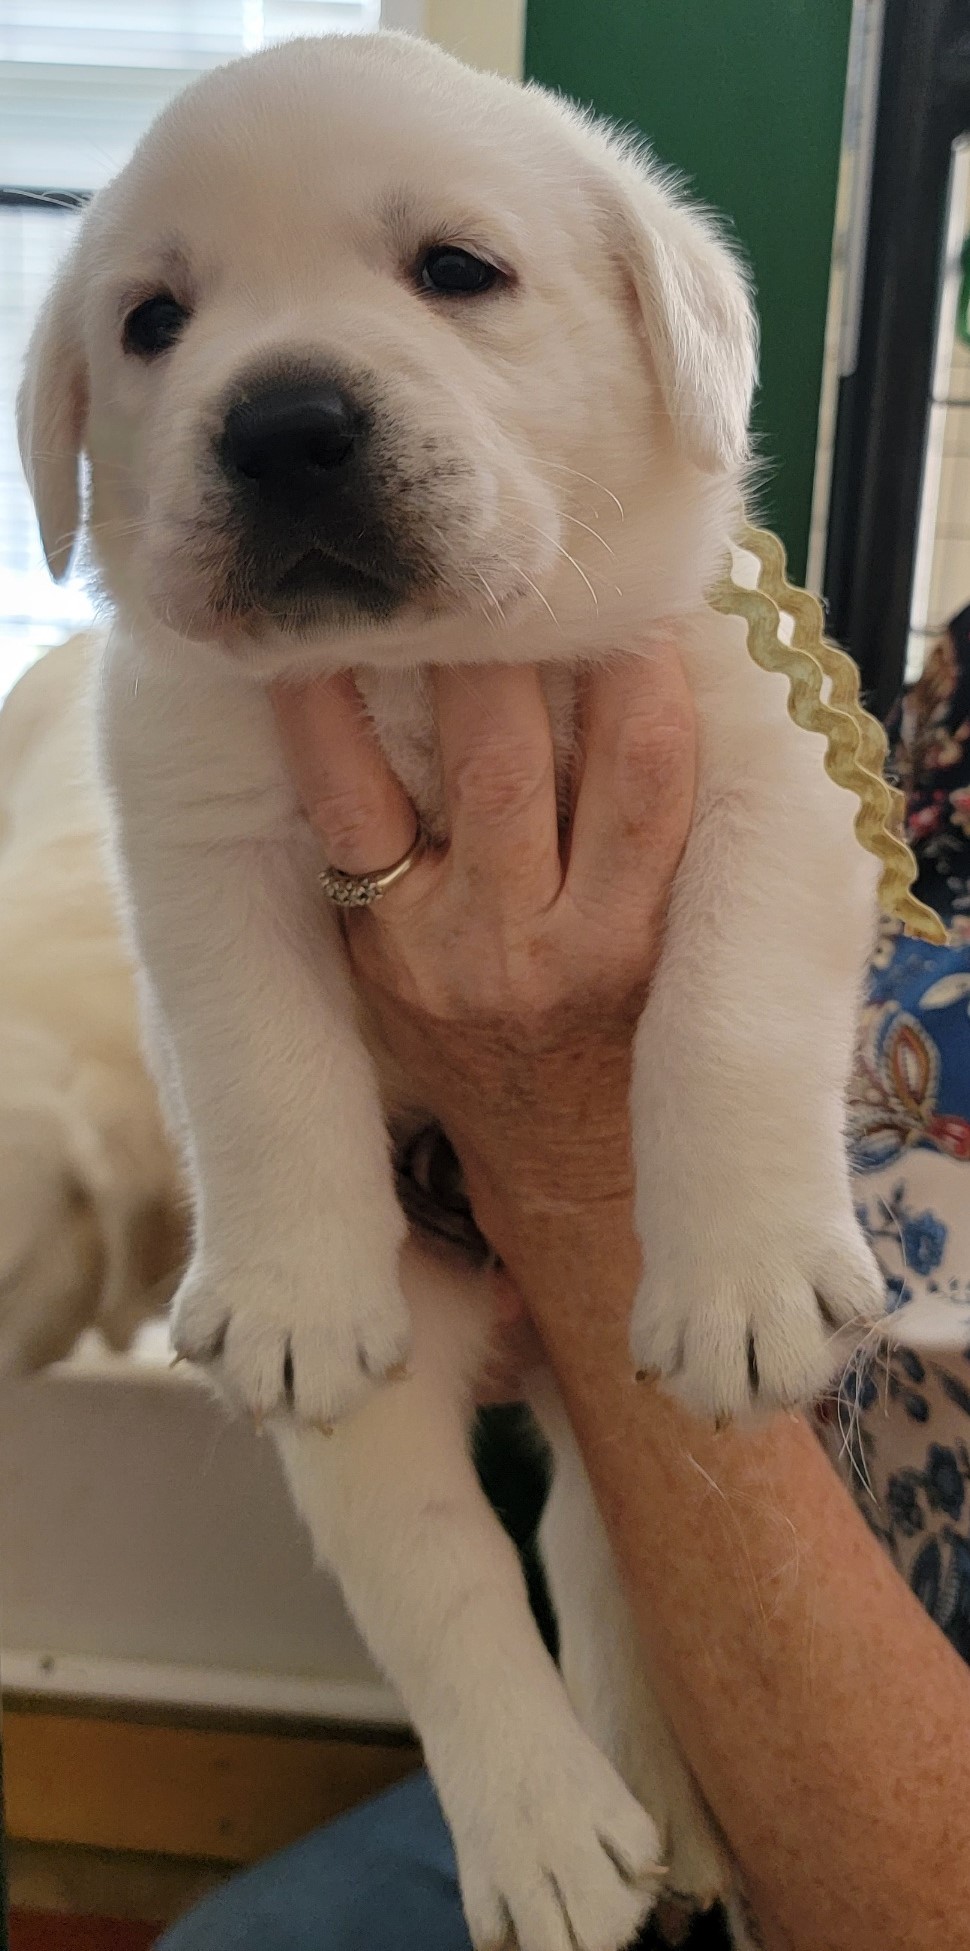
272,653,696,1259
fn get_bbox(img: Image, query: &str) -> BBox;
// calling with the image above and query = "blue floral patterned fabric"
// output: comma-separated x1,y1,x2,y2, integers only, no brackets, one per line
816,608,970,1661
884,601,970,933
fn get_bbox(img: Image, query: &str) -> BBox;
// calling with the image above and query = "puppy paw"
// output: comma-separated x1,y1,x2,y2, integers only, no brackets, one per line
452,1733,662,1951
650,1769,730,1918
171,1246,411,1426
632,1207,885,1423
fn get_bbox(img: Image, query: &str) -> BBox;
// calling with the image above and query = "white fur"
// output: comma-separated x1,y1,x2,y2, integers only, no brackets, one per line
18,33,884,1944
0,637,181,1370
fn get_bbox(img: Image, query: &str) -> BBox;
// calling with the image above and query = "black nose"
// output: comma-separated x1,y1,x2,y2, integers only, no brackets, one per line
218,380,360,491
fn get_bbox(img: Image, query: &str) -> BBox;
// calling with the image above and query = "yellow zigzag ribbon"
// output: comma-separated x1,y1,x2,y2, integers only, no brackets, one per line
708,524,948,947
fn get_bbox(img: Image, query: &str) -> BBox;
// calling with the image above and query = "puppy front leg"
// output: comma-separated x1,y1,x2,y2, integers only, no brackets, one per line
274,1242,662,1951
629,654,884,1421
110,818,408,1425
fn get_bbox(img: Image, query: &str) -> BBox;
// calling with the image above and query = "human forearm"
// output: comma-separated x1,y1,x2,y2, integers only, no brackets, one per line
487,1197,970,1951
271,654,970,1948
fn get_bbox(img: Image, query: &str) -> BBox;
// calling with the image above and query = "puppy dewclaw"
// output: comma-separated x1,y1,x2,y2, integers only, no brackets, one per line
20,34,887,1948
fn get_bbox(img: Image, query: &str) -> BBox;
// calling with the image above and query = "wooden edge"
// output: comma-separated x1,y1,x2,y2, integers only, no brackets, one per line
2,1705,420,1863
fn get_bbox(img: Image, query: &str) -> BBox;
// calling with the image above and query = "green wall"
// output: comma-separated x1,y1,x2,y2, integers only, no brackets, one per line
525,0,854,583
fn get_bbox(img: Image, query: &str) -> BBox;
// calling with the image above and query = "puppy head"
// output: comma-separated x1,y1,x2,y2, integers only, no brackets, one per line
19,33,757,672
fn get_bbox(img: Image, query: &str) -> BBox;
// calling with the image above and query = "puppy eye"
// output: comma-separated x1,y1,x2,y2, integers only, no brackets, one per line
123,292,190,357
418,246,501,297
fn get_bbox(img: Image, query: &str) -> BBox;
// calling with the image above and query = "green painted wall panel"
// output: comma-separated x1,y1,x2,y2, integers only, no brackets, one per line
525,0,854,582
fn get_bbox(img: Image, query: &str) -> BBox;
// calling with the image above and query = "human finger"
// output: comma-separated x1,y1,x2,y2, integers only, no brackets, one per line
566,649,696,922
272,672,419,875
435,664,562,914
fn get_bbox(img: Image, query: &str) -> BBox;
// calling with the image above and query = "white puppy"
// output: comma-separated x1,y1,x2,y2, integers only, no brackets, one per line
0,637,181,1371
19,32,884,1945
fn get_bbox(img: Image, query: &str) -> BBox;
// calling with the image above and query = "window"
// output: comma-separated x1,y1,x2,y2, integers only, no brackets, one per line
0,1,391,700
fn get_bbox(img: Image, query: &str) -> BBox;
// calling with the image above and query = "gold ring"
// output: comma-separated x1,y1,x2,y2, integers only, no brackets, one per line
319,829,426,908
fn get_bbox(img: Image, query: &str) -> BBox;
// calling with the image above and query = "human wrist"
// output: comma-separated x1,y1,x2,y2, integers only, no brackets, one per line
439,1019,636,1210
461,1137,639,1305
456,1105,634,1250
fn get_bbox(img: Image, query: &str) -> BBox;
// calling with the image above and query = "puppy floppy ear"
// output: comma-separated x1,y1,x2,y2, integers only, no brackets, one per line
601,148,758,474
17,246,88,581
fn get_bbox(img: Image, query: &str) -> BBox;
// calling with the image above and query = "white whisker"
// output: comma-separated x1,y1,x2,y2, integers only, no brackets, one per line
467,569,505,629
471,569,505,615
515,567,561,630
560,512,616,559
504,496,616,561
531,459,625,521
547,536,599,613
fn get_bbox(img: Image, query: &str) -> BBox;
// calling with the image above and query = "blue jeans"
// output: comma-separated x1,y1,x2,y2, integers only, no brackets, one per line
155,1773,470,1951
154,1770,732,1949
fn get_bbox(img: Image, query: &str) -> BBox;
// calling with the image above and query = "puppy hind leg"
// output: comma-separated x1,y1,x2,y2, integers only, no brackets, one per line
273,1240,662,1951
535,1380,733,1917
